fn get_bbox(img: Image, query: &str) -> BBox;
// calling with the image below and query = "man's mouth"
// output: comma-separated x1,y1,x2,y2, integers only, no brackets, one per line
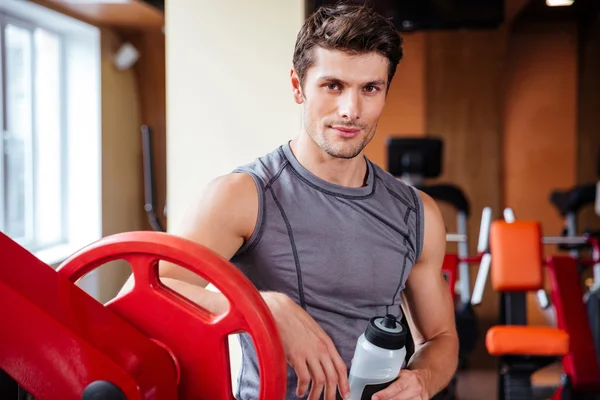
330,125,361,138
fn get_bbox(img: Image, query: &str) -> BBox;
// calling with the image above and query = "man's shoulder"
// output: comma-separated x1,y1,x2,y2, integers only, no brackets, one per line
233,143,289,187
369,159,428,261
370,160,422,208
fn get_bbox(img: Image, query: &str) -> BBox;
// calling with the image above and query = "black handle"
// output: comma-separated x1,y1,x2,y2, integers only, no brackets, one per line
82,380,126,400
141,125,165,232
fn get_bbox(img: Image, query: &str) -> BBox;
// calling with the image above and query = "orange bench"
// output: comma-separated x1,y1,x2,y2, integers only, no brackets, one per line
487,221,570,400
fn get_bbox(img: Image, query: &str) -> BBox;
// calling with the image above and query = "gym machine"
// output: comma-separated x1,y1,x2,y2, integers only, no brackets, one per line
549,175,600,366
141,125,166,232
0,230,287,399
472,218,600,399
386,137,491,371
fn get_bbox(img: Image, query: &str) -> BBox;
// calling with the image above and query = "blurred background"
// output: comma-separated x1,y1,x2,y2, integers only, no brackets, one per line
0,0,599,398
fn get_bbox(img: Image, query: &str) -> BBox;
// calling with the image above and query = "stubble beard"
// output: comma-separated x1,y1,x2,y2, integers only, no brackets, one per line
303,113,376,160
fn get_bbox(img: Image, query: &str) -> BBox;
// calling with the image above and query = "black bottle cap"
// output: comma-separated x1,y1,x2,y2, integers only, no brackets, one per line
364,314,407,350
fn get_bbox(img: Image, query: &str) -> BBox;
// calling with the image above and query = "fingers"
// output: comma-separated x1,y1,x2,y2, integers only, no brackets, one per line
284,307,350,400
294,352,345,400
377,395,423,400
327,340,349,398
372,374,423,400
372,378,404,400
307,357,326,400
295,360,311,398
319,353,340,400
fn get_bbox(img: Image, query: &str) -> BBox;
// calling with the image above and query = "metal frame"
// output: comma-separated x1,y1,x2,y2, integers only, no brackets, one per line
0,17,5,234
59,31,69,244
499,292,527,326
457,211,470,304
565,211,579,258
497,291,559,399
0,10,67,252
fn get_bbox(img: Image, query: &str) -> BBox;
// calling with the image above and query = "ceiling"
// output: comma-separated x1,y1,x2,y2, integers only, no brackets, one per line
27,0,600,33
517,0,599,22
29,0,164,30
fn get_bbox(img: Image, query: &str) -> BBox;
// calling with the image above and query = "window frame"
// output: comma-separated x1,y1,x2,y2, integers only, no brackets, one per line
0,11,69,253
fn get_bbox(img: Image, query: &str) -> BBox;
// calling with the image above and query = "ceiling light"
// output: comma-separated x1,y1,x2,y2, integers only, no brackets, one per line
546,0,574,6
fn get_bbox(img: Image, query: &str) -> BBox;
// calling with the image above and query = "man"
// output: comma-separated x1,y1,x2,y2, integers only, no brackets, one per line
153,3,458,400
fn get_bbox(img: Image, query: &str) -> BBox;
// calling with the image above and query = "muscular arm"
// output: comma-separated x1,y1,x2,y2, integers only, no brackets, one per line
400,191,459,397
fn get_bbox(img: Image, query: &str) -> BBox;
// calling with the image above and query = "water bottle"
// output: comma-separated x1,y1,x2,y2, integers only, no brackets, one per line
347,314,407,400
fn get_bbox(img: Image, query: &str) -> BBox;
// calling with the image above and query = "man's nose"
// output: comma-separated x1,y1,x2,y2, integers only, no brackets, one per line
337,90,360,120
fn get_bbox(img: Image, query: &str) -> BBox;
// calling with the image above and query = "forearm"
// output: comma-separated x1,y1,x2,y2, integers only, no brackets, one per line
406,332,459,397
160,277,231,315
158,278,284,319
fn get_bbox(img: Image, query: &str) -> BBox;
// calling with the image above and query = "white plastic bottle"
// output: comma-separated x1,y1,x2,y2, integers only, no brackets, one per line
347,314,407,400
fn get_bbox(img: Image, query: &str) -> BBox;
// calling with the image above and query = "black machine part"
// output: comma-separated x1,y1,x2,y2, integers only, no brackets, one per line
549,180,600,366
0,369,19,398
386,137,443,181
550,184,597,217
385,137,470,215
586,288,600,369
454,302,478,367
417,184,471,217
141,125,165,232
82,381,126,400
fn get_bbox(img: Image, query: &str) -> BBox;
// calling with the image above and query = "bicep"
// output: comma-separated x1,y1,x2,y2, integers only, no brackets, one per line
158,173,259,288
401,191,456,345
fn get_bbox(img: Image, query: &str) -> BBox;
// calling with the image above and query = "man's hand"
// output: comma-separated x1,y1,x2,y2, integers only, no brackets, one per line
372,369,429,400
263,292,350,400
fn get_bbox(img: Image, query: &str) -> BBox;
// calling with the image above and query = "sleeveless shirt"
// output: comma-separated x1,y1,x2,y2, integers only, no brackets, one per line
230,142,424,400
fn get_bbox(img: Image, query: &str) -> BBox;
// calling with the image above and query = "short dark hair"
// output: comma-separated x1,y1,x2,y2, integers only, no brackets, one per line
293,2,404,89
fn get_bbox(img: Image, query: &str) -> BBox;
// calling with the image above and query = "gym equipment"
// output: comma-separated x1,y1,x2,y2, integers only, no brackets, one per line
501,208,556,326
547,257,600,398
485,221,570,400
387,137,491,370
597,152,600,216
474,220,600,399
550,180,600,366
0,230,287,399
141,125,166,232
550,183,597,255
444,208,492,369
596,180,600,216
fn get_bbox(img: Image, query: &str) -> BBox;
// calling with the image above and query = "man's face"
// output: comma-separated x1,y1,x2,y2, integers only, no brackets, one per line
291,47,389,159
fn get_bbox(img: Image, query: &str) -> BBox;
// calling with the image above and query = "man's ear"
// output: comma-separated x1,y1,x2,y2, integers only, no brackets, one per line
290,68,304,104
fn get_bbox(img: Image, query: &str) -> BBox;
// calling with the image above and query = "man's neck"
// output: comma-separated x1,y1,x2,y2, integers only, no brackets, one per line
289,134,368,188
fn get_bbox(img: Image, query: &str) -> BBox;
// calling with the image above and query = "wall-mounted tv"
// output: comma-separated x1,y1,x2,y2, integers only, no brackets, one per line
307,0,505,31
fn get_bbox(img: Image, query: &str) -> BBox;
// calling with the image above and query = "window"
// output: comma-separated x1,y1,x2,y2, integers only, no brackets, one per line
1,15,66,252
0,1,101,267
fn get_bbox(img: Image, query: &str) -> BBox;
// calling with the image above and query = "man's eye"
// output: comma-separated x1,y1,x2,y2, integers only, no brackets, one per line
326,84,340,90
364,85,378,93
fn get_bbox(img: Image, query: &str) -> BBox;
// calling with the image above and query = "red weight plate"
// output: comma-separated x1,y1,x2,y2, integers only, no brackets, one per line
57,231,287,400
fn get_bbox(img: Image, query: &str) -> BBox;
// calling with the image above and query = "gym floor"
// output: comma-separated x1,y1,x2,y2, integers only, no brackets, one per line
456,362,562,400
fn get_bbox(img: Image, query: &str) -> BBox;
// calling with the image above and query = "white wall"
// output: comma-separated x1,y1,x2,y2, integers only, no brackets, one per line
166,0,304,228
166,0,304,392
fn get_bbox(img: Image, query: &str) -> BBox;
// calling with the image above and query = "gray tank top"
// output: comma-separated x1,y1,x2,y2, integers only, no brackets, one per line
230,142,424,400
